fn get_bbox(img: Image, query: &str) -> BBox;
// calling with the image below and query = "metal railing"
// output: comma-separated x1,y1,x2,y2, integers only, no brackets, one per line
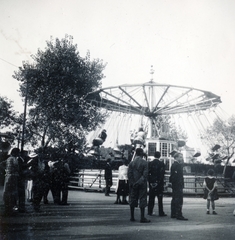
69,169,119,191
69,169,235,196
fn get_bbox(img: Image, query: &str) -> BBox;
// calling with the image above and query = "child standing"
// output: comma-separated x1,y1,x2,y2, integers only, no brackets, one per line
203,169,218,215
115,159,129,204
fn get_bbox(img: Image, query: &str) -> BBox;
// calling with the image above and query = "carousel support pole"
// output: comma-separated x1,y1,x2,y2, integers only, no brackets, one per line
131,151,136,162
97,146,100,161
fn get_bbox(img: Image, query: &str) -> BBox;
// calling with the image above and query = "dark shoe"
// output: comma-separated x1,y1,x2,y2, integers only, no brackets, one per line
114,201,119,204
171,215,176,218
3,211,17,217
140,218,151,223
212,211,217,215
207,210,210,214
34,207,40,212
159,213,167,217
176,216,188,220
121,200,129,205
130,218,136,222
44,200,49,204
18,208,26,213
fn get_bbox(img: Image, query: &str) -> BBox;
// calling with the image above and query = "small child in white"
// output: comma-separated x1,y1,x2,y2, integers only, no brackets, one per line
203,169,219,214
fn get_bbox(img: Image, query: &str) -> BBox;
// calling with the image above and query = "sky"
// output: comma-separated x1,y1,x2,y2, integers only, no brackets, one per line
1,0,235,156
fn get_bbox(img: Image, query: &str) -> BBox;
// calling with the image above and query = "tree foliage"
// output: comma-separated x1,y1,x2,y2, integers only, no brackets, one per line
13,35,108,152
201,115,235,175
0,96,18,130
153,115,188,143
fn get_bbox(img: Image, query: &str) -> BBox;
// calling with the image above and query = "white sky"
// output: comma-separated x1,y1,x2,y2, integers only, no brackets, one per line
1,0,235,156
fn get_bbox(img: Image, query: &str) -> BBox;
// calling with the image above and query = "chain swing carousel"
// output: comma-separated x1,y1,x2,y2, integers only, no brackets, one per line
71,70,226,192
84,74,222,169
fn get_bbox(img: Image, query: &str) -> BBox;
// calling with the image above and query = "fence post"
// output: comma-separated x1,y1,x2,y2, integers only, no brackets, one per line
99,170,102,188
82,170,84,187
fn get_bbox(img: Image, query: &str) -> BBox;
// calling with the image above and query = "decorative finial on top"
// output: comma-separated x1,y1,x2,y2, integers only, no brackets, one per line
150,65,154,82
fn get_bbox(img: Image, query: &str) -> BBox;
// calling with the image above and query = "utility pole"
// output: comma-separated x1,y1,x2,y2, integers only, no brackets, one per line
21,79,28,152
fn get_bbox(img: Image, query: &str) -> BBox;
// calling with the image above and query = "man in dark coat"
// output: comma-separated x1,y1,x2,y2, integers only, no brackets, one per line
147,151,167,216
28,153,45,211
60,158,71,205
169,152,188,220
128,148,150,223
104,158,112,196
18,150,30,213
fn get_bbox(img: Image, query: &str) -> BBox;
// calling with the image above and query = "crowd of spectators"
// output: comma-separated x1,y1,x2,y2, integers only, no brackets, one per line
2,148,71,216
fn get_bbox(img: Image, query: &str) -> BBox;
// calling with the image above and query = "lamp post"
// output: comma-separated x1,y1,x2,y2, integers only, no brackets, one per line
21,79,28,152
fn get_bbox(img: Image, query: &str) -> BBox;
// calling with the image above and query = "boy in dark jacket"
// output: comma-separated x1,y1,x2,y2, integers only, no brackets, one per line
104,158,112,196
148,151,167,216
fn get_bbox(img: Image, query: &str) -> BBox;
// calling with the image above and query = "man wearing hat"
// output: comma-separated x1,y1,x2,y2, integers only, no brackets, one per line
28,152,45,211
147,151,167,216
128,148,150,223
169,152,188,220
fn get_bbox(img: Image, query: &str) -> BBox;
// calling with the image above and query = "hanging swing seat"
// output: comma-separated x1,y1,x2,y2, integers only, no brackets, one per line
92,137,104,146
193,152,201,158
211,144,221,152
177,140,186,148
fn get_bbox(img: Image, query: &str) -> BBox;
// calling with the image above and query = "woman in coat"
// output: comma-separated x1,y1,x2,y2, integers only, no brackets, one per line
3,148,20,216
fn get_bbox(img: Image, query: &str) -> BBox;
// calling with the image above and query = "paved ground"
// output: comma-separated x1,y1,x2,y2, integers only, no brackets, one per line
0,187,235,240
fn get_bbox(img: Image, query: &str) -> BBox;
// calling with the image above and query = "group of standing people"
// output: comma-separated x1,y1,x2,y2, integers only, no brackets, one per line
127,148,168,223
3,145,221,220
122,147,220,223
104,148,168,223
2,148,71,216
